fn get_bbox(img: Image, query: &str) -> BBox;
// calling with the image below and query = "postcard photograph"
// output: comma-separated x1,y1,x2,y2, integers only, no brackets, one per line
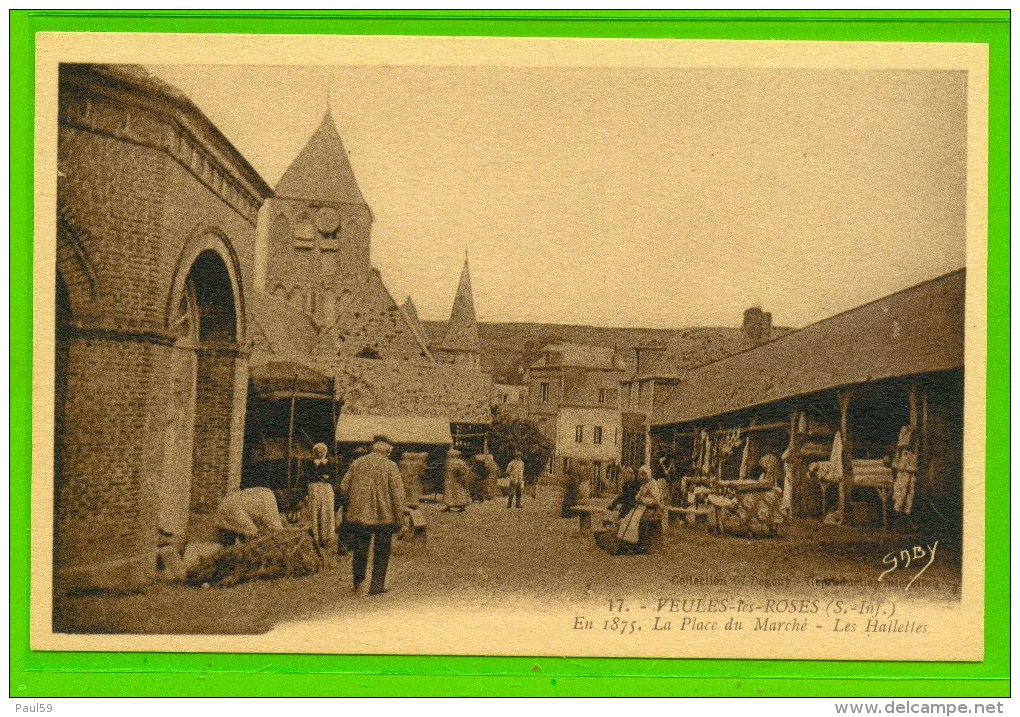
31,33,988,661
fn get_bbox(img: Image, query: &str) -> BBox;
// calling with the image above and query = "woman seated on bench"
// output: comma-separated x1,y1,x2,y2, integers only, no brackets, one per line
596,465,664,555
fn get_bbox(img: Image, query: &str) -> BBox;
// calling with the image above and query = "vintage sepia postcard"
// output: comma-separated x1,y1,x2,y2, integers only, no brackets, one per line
30,30,989,665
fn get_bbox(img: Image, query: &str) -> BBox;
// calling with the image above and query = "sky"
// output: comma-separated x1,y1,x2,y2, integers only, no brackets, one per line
149,64,968,330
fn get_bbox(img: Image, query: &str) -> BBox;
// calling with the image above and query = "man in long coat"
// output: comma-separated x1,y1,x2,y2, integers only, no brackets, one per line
339,435,408,595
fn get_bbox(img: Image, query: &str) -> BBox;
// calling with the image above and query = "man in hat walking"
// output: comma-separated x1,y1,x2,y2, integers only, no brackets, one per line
506,451,525,509
339,435,408,595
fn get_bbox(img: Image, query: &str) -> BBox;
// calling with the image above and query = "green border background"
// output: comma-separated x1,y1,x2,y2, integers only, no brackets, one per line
9,10,1010,698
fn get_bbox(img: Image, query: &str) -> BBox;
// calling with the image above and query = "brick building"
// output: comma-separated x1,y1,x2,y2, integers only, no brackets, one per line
55,64,272,591
54,66,491,593
524,343,627,484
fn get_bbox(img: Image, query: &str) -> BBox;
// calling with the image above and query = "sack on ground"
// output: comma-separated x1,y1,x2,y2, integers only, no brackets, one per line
186,527,323,588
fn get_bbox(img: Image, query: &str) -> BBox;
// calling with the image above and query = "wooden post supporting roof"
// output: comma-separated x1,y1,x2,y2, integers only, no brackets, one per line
836,390,854,525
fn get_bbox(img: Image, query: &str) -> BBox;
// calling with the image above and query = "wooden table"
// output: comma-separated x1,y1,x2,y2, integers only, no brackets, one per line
820,476,894,528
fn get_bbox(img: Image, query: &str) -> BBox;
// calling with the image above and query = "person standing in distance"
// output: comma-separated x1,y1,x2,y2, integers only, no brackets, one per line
506,450,525,509
339,435,408,595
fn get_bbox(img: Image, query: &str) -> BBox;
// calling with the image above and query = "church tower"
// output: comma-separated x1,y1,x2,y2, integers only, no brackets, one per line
263,109,372,328
434,256,482,369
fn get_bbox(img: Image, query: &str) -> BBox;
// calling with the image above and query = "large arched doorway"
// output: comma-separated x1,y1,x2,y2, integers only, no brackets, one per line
160,248,240,538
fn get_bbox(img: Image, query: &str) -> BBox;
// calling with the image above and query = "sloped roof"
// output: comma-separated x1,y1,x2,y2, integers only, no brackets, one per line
652,269,966,427
437,258,481,353
250,360,333,398
639,326,793,379
249,293,318,361
333,357,493,424
399,296,433,357
529,342,626,371
274,109,367,206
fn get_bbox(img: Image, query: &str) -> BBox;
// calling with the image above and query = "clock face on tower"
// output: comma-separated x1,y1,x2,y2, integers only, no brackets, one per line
314,206,341,235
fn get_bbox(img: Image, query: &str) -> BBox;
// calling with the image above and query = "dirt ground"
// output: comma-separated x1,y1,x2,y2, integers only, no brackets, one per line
53,486,962,635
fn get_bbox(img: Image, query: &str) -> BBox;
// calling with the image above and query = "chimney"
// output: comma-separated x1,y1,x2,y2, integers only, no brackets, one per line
743,307,772,344
634,344,667,375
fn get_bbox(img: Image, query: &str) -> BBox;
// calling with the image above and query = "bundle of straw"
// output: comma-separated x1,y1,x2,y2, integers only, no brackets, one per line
186,527,323,588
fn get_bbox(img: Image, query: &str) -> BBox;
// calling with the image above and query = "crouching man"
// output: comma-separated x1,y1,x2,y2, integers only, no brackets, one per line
215,487,284,547
339,434,408,595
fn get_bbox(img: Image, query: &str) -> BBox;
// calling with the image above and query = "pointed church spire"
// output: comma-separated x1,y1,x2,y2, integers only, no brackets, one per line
274,109,367,206
438,255,480,354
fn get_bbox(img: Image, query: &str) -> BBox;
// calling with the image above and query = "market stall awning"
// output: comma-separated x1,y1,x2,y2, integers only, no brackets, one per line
335,415,453,446
249,361,334,400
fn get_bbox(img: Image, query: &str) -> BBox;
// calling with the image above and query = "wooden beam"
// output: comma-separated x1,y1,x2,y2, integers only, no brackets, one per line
286,374,298,491
836,390,853,524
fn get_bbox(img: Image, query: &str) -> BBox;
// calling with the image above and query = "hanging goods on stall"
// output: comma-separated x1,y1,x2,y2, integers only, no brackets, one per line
780,460,794,516
738,436,751,481
697,430,713,477
892,425,918,514
829,431,844,485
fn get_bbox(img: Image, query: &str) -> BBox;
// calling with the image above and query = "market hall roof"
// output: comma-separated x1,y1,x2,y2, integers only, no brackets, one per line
636,326,795,380
651,269,965,427
436,256,481,354
274,108,368,207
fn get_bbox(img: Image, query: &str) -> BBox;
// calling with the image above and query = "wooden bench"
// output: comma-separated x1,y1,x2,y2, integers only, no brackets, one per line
666,505,712,529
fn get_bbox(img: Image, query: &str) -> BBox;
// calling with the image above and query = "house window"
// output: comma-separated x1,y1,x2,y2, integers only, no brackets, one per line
593,426,603,444
540,382,550,403
614,428,619,445
562,457,569,474
575,425,584,443
598,388,606,404
594,462,603,483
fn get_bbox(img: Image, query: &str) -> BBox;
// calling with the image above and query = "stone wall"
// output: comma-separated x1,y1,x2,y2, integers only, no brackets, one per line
313,271,430,361
327,357,492,424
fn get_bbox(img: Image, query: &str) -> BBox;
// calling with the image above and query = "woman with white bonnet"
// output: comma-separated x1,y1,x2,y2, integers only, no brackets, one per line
305,442,336,550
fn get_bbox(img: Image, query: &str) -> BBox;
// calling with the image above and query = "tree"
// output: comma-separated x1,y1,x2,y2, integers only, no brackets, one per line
487,415,553,484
